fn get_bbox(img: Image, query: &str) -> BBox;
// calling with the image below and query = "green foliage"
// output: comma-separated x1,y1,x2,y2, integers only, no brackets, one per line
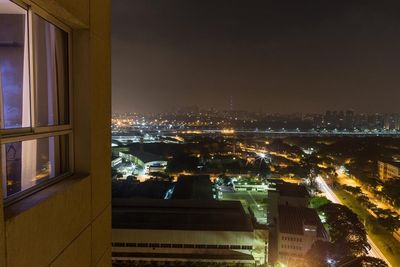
166,154,199,173
381,179,400,208
377,216,400,234
319,203,370,257
334,189,400,266
310,196,331,209
342,185,362,195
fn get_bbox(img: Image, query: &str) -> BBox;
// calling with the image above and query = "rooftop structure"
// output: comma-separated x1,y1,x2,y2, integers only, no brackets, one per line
113,198,253,232
275,183,310,199
278,205,328,239
172,175,214,200
112,198,265,266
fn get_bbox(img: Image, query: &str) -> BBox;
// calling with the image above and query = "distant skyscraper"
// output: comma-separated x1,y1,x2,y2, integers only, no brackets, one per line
344,110,354,129
384,114,390,130
395,114,400,130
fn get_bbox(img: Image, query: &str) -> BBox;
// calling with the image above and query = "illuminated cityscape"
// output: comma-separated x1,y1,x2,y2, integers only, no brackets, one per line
1,0,399,267
109,0,400,266
111,113,400,266
112,110,400,135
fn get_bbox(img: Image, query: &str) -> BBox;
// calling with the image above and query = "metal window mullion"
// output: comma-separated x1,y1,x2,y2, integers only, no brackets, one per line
68,31,74,173
28,8,36,130
1,129,72,144
68,30,73,123
2,2,74,202
33,124,72,134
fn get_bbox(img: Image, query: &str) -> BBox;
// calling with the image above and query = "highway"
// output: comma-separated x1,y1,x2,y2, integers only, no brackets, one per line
316,176,392,267
113,129,400,138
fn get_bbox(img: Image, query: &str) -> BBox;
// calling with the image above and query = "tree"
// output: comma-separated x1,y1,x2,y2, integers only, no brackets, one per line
166,154,199,173
359,256,388,267
305,240,337,267
310,196,331,209
318,203,371,257
377,216,400,235
339,256,388,267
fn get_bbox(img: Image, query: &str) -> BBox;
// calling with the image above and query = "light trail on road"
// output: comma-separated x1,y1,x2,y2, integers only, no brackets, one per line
316,176,392,267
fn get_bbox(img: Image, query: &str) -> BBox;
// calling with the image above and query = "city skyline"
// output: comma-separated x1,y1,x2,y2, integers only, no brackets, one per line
112,0,400,114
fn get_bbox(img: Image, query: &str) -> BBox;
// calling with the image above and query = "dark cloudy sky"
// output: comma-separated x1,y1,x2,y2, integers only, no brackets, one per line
112,0,400,114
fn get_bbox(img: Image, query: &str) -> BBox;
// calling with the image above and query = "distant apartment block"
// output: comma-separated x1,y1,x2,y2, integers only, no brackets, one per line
378,161,400,181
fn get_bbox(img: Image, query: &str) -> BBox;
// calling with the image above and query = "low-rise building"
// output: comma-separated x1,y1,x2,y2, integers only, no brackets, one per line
112,199,267,266
267,182,327,266
277,205,328,265
268,182,310,225
378,161,400,181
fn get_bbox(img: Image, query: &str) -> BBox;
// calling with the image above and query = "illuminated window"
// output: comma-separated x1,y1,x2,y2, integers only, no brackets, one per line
0,0,72,201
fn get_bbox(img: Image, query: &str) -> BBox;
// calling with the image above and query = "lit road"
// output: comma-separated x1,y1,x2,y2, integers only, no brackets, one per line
336,171,400,218
113,129,400,138
316,176,392,267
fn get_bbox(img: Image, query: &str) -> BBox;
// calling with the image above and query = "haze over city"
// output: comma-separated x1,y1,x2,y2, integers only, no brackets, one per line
112,0,400,114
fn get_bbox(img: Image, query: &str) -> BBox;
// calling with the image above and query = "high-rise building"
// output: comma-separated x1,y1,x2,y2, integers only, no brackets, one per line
0,0,111,266
395,114,400,131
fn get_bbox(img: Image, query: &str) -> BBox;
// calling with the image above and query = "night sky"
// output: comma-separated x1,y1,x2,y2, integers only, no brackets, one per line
112,0,400,114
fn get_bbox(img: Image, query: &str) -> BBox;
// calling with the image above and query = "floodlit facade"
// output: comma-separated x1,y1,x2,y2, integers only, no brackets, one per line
0,0,111,266
378,161,400,181
277,205,328,263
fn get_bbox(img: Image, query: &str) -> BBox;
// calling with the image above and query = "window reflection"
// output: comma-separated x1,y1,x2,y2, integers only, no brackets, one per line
0,1,30,128
2,135,69,198
33,14,69,126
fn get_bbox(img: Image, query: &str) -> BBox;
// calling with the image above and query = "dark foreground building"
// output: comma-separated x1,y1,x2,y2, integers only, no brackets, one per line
112,199,265,266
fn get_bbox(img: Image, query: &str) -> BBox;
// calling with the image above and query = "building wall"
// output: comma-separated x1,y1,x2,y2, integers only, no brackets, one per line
378,161,400,181
112,228,258,264
0,0,111,266
278,196,309,207
112,229,255,253
278,233,305,258
277,230,321,258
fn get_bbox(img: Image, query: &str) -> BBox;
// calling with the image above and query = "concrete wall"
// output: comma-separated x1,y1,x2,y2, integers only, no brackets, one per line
0,0,111,266
113,229,254,249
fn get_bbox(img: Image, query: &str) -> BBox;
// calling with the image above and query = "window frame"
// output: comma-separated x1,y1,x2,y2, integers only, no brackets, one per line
1,0,74,205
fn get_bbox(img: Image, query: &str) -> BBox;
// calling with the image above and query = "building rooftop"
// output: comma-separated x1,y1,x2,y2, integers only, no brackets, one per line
276,183,310,198
112,198,254,232
130,151,166,163
172,175,213,200
388,161,400,168
278,205,328,239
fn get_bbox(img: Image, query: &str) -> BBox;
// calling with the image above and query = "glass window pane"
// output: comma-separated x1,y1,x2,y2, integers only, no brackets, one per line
0,0,31,129
2,135,69,198
33,14,69,127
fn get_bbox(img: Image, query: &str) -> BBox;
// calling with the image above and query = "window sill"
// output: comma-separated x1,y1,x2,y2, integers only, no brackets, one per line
4,173,89,220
